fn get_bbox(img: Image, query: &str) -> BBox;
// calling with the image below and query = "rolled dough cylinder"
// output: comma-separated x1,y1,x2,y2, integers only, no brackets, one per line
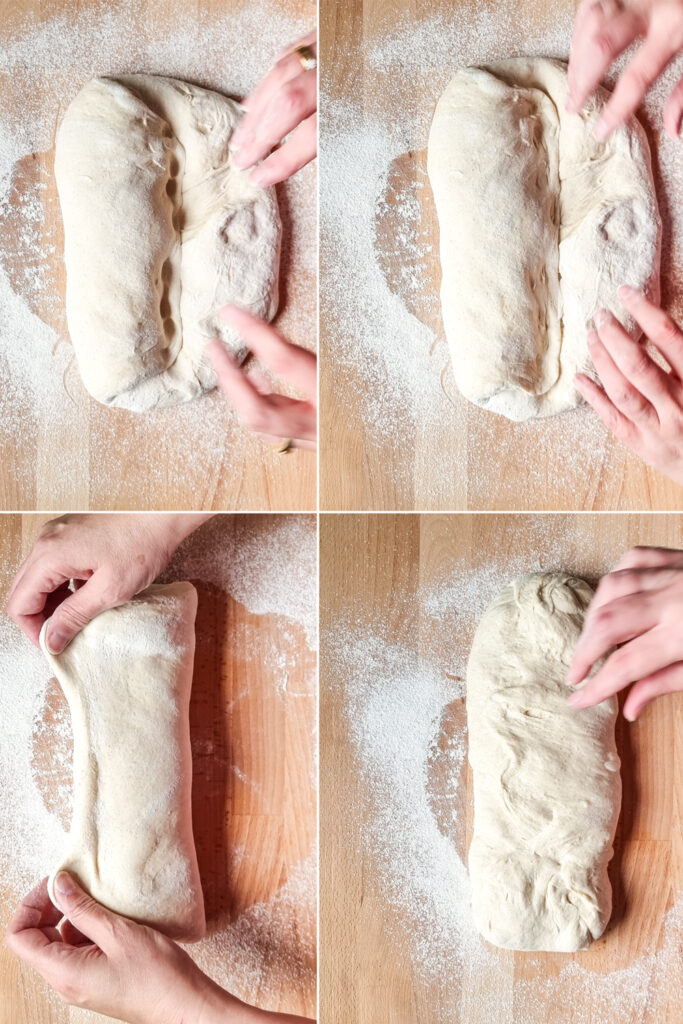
41,582,205,942
428,57,661,420
55,74,281,412
466,572,621,952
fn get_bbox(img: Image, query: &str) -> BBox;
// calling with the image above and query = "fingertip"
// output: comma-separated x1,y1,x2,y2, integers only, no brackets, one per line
594,116,613,141
45,626,68,656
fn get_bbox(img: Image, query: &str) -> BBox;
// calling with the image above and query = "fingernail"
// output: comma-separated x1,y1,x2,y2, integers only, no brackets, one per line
219,304,241,320
587,331,598,347
623,708,636,722
618,285,635,300
250,167,272,188
595,308,611,328
55,871,75,896
568,690,588,708
46,629,67,655
565,98,578,114
594,117,611,141
232,150,253,170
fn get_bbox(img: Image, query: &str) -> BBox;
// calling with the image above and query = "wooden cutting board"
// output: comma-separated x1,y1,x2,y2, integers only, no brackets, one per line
0,0,316,512
0,514,317,1022
319,0,683,511
320,513,683,1023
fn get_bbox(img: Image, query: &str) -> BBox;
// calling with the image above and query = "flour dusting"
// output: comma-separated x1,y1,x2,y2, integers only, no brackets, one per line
0,0,316,507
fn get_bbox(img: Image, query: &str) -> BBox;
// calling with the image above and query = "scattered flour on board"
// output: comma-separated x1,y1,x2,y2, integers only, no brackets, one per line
325,525,681,1020
0,0,316,502
321,3,683,505
0,515,316,1014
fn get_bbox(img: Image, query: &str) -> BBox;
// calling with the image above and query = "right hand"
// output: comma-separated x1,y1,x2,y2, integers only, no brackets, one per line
567,546,683,720
567,0,683,139
6,513,209,654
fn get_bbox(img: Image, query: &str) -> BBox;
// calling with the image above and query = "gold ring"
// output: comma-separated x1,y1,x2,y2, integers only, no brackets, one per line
294,45,317,72
274,437,293,454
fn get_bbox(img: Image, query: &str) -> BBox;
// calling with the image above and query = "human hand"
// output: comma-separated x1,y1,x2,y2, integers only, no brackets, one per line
567,0,683,139
207,306,317,451
231,30,317,185
5,874,317,1024
574,287,683,487
4,874,219,1024
567,545,683,720
6,513,211,654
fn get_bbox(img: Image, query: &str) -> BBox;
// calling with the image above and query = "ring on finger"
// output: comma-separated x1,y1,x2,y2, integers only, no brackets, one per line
273,437,294,454
294,45,317,72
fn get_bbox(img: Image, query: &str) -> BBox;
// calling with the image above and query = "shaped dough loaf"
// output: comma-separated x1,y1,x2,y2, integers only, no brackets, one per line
428,58,661,420
41,582,205,942
466,572,621,952
55,75,281,412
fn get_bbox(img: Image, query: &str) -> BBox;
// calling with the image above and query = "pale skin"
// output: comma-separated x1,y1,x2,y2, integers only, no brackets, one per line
574,287,683,486
5,514,314,1022
231,29,317,187
208,30,318,449
567,0,683,139
568,546,683,721
5,873,312,1024
207,306,317,451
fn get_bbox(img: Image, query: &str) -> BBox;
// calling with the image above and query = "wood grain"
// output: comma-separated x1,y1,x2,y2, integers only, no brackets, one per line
319,0,683,511
0,513,316,1022
0,0,316,512
320,513,683,1023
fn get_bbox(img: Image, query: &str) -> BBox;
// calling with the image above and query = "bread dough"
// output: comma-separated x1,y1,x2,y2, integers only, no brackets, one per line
41,582,205,942
466,572,621,952
428,58,661,420
55,75,281,412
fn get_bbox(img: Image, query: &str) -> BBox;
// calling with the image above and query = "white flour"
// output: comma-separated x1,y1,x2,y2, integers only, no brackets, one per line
0,514,316,1015
321,3,683,505
326,525,682,1020
0,0,316,504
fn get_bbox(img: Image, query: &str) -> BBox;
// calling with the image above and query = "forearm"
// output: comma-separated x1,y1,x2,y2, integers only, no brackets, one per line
195,977,315,1024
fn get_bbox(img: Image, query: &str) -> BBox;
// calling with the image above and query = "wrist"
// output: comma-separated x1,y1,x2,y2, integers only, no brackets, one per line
149,513,214,561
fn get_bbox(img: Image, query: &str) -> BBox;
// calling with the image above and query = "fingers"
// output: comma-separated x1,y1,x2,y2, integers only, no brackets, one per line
568,627,671,708
574,372,635,442
622,662,683,720
567,2,642,113
6,562,73,647
568,590,661,685
240,39,314,125
618,286,683,381
663,75,683,138
250,113,317,187
5,878,64,966
612,545,683,572
233,70,316,171
587,324,659,426
44,577,120,655
595,33,678,139
51,872,122,954
595,309,676,416
219,306,317,395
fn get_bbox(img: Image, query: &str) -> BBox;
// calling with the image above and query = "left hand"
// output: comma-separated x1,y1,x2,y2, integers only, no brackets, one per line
231,30,317,186
574,286,683,487
207,306,317,451
567,545,683,720
5,873,216,1024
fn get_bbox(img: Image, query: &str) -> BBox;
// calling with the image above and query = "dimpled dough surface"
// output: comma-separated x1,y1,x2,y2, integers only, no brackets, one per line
55,75,281,412
428,57,661,421
466,572,621,952
41,582,205,942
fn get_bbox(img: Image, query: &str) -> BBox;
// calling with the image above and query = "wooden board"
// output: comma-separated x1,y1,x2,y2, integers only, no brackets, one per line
0,0,316,512
320,513,683,1023
0,513,317,1022
319,0,683,511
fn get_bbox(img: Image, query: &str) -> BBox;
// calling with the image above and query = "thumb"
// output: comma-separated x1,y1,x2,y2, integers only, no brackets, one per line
51,871,119,950
45,577,115,654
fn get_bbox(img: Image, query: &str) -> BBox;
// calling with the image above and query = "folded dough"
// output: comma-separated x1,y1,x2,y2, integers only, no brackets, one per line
41,582,205,942
428,57,661,420
55,75,281,412
466,572,621,952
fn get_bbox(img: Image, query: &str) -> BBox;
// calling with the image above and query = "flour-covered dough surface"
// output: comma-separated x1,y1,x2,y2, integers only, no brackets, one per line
56,75,281,412
41,582,205,942
466,572,621,952
428,57,661,420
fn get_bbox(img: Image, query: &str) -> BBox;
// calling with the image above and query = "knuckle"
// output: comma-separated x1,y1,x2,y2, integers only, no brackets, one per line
657,313,680,341
594,32,616,58
279,81,306,114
